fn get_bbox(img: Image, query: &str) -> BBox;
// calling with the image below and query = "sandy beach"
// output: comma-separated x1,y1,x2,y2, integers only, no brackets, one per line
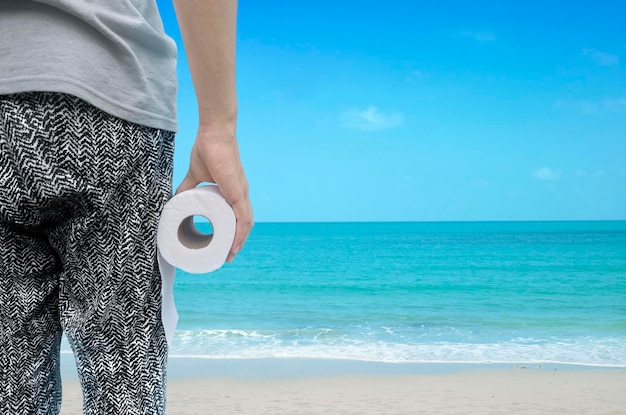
59,360,626,414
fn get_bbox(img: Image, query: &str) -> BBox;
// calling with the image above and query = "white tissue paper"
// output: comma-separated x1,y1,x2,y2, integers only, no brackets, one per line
156,185,236,345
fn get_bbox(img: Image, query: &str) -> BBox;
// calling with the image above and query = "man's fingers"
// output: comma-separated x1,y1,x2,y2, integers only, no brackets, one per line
175,173,199,195
226,199,253,262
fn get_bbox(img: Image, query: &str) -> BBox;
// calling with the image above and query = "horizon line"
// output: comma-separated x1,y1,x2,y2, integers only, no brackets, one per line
248,219,626,224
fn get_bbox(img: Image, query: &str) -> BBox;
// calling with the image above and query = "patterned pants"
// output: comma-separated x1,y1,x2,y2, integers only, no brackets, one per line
0,93,174,414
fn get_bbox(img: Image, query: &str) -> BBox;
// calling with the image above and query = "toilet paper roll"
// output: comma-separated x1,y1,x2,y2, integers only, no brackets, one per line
156,185,236,345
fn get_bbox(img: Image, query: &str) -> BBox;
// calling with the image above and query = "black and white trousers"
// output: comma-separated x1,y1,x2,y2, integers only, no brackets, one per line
0,92,174,414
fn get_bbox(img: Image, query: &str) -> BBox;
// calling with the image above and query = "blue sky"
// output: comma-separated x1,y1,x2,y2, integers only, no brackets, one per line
157,0,625,222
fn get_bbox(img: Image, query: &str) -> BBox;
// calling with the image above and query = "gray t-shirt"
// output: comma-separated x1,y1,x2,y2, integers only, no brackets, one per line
0,0,178,132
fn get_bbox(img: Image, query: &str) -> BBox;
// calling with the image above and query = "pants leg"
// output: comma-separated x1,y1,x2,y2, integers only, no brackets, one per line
0,92,174,414
51,106,175,414
0,93,65,415
0,225,63,414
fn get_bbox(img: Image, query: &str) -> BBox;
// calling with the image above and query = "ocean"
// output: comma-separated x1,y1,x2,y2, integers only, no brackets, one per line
66,221,626,367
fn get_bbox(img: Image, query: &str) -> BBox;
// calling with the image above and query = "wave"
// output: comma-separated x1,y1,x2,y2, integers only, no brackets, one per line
58,328,626,367
164,330,626,366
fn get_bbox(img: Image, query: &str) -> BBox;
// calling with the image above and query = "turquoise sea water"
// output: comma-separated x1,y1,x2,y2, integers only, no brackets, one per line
61,221,626,366
164,221,626,366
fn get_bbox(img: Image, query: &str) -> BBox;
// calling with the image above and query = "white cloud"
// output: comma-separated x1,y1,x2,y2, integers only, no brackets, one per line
339,106,404,131
459,31,496,43
533,167,562,181
582,48,619,66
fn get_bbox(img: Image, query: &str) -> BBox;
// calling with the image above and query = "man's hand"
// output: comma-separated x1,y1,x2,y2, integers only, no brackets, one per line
175,127,253,262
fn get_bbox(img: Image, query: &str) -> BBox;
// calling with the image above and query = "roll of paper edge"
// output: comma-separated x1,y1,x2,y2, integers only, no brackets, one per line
156,185,236,346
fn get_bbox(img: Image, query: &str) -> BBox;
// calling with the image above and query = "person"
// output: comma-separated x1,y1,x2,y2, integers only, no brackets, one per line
0,0,253,413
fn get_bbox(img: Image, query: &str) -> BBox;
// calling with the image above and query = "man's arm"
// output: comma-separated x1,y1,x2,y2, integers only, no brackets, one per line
173,0,253,262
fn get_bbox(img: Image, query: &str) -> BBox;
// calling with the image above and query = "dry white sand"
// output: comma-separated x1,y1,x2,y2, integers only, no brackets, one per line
60,368,626,414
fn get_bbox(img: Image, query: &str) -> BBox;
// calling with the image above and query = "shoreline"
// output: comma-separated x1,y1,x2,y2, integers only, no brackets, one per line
166,357,626,379
61,353,626,380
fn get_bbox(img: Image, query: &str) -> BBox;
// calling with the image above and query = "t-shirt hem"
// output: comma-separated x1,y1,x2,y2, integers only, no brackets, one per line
0,77,178,133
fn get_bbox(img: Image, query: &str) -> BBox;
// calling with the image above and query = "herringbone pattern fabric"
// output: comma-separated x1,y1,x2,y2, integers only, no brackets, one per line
0,92,174,414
